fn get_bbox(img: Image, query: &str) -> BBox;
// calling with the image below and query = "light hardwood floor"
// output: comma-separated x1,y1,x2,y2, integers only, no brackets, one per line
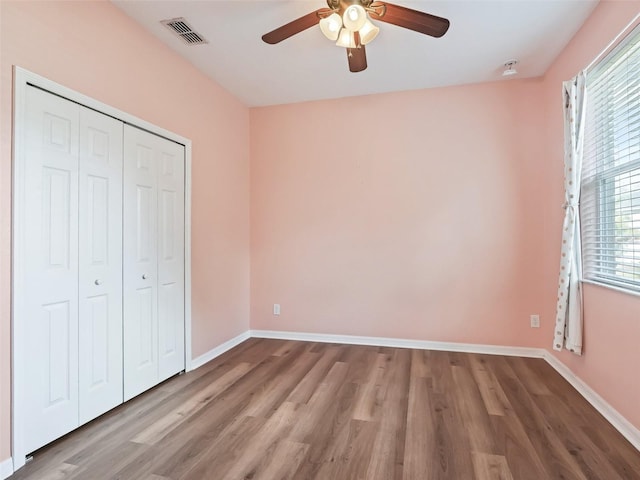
9,338,640,479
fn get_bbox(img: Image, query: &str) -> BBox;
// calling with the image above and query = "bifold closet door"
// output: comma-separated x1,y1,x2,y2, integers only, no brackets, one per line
22,86,123,453
78,107,124,425
123,125,185,401
23,86,80,454
156,130,186,383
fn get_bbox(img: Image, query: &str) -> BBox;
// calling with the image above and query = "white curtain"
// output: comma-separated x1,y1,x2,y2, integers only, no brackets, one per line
553,71,587,355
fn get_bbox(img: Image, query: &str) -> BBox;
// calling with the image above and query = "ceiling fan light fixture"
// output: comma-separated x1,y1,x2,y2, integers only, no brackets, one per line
319,13,342,41
261,1,451,73
359,19,379,45
336,28,357,48
343,4,367,32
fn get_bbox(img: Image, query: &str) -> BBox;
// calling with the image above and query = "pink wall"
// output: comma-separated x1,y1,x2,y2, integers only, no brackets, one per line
1,0,639,469
538,1,640,432
0,0,250,463
250,79,549,346
250,0,640,436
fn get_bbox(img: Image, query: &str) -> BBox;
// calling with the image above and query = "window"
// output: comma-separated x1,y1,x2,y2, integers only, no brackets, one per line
581,25,640,292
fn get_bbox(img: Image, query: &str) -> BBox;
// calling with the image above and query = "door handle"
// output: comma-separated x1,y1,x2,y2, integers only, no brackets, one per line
142,273,148,280
94,279,102,286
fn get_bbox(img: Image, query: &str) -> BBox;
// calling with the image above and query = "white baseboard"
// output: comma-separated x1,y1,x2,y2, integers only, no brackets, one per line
250,329,546,358
542,351,640,451
249,329,640,452
1,457,13,480
189,331,251,371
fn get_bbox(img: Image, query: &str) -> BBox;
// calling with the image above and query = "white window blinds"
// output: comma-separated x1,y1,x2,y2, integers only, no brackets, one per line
581,25,640,292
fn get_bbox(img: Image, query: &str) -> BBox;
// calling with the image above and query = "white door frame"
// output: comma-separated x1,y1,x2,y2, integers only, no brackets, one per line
11,66,193,471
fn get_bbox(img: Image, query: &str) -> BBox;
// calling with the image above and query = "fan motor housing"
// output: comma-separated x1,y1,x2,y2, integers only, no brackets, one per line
327,0,374,12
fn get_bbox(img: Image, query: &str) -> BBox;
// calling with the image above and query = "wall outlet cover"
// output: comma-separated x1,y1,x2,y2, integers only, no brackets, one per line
530,314,540,328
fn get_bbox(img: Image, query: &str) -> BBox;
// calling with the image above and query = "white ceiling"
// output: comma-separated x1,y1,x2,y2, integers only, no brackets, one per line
111,0,599,107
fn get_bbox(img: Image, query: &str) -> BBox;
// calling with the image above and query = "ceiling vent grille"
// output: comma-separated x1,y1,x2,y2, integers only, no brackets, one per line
161,17,208,45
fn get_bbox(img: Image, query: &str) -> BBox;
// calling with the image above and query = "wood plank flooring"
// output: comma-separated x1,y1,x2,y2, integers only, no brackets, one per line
9,339,640,479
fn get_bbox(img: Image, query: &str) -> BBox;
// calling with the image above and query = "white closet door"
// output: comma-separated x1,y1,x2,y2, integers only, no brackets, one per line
157,139,185,382
23,86,80,453
123,125,185,399
123,125,159,400
78,108,124,424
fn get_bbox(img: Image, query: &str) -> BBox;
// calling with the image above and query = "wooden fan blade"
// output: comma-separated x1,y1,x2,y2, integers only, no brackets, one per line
262,8,331,44
347,45,367,73
369,2,450,38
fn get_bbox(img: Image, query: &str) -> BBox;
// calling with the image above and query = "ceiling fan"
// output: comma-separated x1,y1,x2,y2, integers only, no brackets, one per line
262,0,450,73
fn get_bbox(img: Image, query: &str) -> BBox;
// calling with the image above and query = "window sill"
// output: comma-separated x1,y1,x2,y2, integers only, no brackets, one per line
580,279,640,298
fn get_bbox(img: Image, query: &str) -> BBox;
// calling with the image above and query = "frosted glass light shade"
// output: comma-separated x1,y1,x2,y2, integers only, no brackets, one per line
319,13,342,41
342,4,367,32
336,28,356,48
359,19,379,45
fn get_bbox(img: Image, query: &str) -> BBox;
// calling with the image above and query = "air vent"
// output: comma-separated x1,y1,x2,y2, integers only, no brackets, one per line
161,17,208,45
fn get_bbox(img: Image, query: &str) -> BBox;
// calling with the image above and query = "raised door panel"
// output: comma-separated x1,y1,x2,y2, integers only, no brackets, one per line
157,143,185,381
133,286,155,366
78,107,123,424
123,125,159,401
23,86,80,453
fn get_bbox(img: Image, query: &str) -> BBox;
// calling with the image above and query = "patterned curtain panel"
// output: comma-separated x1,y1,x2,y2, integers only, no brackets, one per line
553,71,587,355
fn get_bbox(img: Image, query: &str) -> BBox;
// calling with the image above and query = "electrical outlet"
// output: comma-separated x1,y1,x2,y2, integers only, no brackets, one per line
273,304,281,315
530,314,540,328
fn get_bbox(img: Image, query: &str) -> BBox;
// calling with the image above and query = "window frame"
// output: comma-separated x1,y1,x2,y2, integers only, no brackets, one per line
580,22,640,294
